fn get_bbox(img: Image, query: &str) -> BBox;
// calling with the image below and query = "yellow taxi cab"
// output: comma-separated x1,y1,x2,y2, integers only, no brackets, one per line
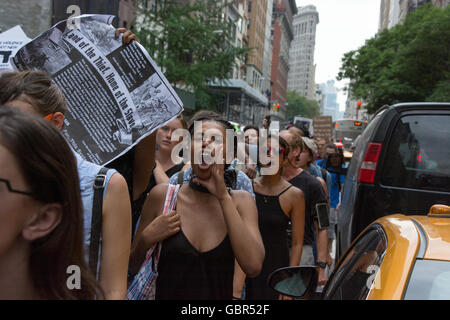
269,204,450,300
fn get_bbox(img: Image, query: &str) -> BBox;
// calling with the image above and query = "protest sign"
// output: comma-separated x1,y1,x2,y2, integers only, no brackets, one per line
0,26,31,74
313,115,333,141
11,15,184,165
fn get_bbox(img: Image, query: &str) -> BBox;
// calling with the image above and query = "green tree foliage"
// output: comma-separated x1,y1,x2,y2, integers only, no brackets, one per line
286,90,320,120
135,0,250,109
338,4,450,114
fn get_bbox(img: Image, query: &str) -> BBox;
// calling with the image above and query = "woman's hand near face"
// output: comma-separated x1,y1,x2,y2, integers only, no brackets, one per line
193,162,228,200
243,164,257,179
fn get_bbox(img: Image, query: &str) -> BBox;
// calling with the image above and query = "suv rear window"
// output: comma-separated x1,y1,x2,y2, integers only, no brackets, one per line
382,115,450,192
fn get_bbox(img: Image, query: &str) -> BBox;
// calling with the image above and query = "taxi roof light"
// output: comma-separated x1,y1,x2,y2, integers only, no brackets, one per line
428,204,450,217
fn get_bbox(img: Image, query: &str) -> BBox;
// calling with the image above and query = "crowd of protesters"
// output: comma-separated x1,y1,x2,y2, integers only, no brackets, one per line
0,30,345,300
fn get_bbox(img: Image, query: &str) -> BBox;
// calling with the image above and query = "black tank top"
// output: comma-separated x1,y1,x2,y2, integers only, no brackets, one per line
246,184,292,300
155,230,235,300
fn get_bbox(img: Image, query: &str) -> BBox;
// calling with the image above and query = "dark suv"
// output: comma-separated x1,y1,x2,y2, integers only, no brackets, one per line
337,102,450,258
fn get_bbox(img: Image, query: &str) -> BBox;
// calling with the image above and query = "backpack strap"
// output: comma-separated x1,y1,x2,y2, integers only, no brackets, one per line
89,166,109,279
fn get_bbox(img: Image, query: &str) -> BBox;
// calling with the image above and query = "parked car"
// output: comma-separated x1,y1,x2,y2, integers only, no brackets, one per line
269,205,450,300
336,102,450,259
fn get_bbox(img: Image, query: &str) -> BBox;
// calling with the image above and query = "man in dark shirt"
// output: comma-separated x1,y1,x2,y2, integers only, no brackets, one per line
280,130,329,286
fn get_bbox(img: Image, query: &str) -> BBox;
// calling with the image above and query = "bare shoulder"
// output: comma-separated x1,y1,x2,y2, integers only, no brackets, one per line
231,189,254,203
103,173,130,219
291,185,304,197
148,182,170,199
103,172,129,206
107,172,128,192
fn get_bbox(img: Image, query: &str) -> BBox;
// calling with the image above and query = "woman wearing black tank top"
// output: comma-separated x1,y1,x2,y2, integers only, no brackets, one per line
237,135,305,300
129,117,265,300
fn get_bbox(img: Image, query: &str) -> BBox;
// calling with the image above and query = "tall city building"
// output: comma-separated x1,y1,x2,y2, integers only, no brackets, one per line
222,1,248,80
379,0,449,31
261,0,274,100
246,0,268,91
319,80,340,122
315,83,325,114
287,5,319,100
270,0,297,121
233,0,250,81
207,0,268,126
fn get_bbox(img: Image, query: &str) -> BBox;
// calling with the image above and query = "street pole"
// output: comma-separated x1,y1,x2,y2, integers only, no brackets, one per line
226,92,230,121
240,92,245,124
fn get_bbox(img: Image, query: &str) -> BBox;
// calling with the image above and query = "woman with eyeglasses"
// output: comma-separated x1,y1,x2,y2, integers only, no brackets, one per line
129,116,264,300
0,70,131,300
0,107,101,299
238,135,305,300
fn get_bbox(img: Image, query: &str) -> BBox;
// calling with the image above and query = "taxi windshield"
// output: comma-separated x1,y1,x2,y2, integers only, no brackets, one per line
404,260,450,300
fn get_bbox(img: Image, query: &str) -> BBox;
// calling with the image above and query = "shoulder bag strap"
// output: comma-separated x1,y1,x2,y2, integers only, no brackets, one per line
89,167,109,278
153,183,181,269
177,170,185,185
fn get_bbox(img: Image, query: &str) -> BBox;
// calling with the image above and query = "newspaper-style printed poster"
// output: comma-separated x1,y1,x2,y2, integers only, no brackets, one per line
11,15,183,165
0,26,31,74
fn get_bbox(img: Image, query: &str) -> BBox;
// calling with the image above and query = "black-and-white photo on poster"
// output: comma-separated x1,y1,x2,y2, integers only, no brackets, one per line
11,14,184,165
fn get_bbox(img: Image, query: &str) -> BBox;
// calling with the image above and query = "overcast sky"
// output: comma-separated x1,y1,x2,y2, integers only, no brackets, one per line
295,0,381,110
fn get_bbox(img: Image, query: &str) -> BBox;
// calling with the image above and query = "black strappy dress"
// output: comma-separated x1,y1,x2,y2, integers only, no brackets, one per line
245,185,292,300
155,230,235,300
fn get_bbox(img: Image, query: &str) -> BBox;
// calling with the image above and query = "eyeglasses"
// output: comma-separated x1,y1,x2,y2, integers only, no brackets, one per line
0,178,33,196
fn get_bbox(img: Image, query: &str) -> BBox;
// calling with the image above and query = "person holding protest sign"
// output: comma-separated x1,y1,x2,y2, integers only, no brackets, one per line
128,115,188,238
129,116,264,300
0,107,101,299
0,70,131,300
107,28,161,240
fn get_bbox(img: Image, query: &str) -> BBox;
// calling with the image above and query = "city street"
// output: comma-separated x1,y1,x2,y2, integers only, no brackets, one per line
0,0,449,306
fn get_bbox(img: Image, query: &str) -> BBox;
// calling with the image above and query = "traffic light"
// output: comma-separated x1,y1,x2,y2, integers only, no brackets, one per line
357,101,362,109
272,103,280,112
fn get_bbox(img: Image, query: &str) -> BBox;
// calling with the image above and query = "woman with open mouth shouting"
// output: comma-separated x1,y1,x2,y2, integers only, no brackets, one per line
129,116,264,300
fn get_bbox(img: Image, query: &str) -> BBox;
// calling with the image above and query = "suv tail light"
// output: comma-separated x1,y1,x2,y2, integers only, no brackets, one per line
358,143,382,184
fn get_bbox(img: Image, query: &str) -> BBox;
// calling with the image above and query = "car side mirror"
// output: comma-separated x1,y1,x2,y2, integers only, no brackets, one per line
268,266,317,298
